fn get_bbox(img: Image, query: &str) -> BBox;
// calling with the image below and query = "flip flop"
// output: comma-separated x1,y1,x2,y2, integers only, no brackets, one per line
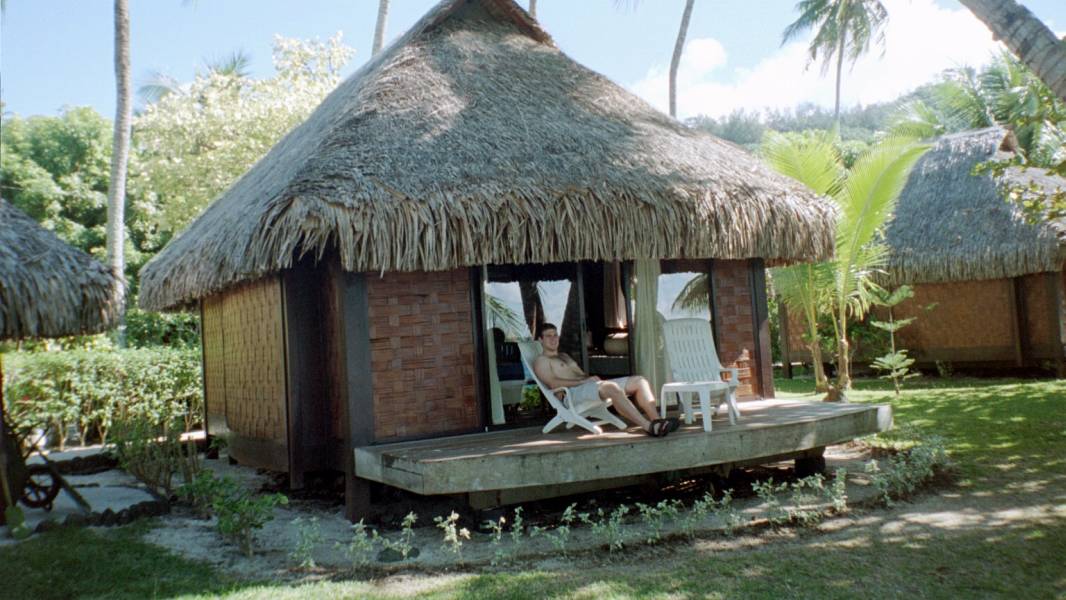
645,419,671,437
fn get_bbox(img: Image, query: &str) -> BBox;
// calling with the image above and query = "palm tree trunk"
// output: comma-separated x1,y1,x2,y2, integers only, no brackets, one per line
834,32,845,124
529,0,537,18
958,0,1066,102
372,0,390,57
106,0,131,344
669,0,695,119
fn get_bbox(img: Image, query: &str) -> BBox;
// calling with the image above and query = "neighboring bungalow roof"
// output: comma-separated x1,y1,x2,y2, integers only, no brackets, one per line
883,127,1066,285
139,0,836,311
1,199,119,340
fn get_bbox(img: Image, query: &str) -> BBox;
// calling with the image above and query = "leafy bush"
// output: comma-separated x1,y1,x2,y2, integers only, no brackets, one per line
210,476,288,557
125,308,200,348
113,414,198,498
4,347,202,449
290,517,323,569
866,434,950,506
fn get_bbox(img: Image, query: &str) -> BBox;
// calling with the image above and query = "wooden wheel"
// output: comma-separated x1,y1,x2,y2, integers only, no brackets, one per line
21,464,61,510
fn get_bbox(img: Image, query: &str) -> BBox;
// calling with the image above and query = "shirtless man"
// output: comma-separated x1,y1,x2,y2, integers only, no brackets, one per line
531,323,677,436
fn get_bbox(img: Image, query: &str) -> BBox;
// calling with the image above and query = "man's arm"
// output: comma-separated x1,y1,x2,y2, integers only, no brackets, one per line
533,355,595,390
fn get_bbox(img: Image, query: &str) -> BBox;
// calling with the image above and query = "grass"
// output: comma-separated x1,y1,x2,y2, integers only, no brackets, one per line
3,376,1065,599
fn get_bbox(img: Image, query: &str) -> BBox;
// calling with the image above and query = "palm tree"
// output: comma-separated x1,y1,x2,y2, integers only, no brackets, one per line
763,131,928,396
528,0,537,19
958,0,1066,103
782,0,888,124
372,0,390,57
138,50,252,105
106,0,132,342
614,0,694,119
763,131,844,393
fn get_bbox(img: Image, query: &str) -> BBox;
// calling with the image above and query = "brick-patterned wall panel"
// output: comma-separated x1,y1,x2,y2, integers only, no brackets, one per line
202,295,227,433
367,269,479,440
221,277,287,442
896,279,1013,360
713,260,756,399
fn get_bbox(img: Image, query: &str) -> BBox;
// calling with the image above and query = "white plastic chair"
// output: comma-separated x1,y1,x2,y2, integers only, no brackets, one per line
516,341,627,435
659,318,741,432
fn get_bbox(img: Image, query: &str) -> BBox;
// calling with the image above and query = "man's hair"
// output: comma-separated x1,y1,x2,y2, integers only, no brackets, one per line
535,322,558,340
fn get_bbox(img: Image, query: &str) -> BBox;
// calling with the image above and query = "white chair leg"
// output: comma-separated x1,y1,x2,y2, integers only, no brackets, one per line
569,412,604,435
697,389,712,432
586,405,627,430
727,390,739,424
680,392,694,424
543,413,566,434
659,388,669,419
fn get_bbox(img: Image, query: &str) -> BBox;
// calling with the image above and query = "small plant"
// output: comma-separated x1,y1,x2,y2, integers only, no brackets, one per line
787,475,826,526
935,360,954,378
508,507,525,560
177,470,226,518
636,499,681,543
870,285,926,395
589,505,631,552
681,491,714,539
379,511,419,561
752,478,789,526
483,515,507,566
433,511,471,562
211,477,288,557
290,516,323,569
543,503,577,556
825,468,848,513
112,415,190,498
339,519,376,568
712,490,745,535
866,434,950,506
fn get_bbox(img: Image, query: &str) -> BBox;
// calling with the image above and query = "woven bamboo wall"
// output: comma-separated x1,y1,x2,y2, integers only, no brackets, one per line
217,277,287,443
896,279,1013,360
713,260,757,399
367,269,479,441
202,295,227,433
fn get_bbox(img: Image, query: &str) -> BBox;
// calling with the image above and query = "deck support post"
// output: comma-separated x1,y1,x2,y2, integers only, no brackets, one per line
750,260,774,398
1008,277,1029,368
333,264,375,521
1047,271,1066,377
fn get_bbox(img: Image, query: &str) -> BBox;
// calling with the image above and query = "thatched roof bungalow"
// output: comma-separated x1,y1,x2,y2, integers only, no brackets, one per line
140,0,841,518
1,199,119,341
780,127,1066,375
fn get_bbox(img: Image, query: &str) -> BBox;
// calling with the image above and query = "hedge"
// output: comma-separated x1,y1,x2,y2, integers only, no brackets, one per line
3,347,202,450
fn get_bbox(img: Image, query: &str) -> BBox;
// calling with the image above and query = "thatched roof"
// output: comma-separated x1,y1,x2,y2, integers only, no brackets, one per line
883,127,1066,284
139,0,836,311
1,200,119,340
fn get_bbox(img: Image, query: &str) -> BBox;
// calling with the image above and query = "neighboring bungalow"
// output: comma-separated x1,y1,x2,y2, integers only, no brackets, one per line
140,0,887,520
1,198,119,524
780,127,1066,376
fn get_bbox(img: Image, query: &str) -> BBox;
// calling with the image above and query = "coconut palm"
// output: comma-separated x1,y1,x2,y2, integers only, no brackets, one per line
106,0,132,342
372,0,390,57
138,50,252,105
763,131,928,395
958,0,1066,103
614,0,695,119
763,130,844,393
782,0,888,124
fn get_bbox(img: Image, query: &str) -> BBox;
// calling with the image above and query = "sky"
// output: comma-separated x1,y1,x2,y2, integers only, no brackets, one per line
2,0,1065,122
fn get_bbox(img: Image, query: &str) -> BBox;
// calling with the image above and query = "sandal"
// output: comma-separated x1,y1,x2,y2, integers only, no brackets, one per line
664,417,681,433
645,419,671,437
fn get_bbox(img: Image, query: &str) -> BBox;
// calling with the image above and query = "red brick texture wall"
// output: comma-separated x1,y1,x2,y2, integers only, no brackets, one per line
367,269,480,441
713,260,761,399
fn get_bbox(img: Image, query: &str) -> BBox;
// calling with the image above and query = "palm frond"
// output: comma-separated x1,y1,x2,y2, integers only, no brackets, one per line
761,130,844,196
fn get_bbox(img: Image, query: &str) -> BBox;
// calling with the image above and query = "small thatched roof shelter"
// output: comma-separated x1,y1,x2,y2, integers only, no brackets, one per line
139,0,835,311
883,127,1066,284
0,199,119,340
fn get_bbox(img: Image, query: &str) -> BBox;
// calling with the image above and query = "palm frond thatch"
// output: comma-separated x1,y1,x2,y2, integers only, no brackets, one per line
138,0,836,312
0,199,119,340
882,127,1066,284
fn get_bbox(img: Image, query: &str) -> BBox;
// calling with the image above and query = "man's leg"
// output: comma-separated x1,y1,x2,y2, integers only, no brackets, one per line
623,376,661,421
598,381,653,431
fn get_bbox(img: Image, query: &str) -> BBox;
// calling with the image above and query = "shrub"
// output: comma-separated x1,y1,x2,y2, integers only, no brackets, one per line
866,434,950,506
124,308,200,349
211,476,288,557
290,516,323,569
4,347,202,449
112,414,197,497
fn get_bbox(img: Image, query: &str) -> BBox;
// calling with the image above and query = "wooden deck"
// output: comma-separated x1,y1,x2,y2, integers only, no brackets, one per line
354,399,891,499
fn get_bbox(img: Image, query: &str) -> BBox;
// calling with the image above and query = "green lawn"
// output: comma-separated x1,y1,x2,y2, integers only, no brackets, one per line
3,376,1065,600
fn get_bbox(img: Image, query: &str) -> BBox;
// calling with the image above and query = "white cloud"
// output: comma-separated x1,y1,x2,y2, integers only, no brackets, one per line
630,0,1004,119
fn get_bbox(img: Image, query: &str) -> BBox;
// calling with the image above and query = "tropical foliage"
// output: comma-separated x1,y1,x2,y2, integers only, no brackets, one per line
782,0,888,121
132,34,354,232
765,130,928,395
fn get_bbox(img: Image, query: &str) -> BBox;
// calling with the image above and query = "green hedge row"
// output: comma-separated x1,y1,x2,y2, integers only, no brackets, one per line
3,347,203,450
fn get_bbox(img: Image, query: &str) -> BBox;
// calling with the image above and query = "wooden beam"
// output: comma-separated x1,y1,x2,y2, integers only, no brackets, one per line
575,262,590,373
333,264,375,521
1047,271,1066,377
708,260,721,353
777,298,793,379
468,267,489,431
749,260,774,398
1008,277,1028,367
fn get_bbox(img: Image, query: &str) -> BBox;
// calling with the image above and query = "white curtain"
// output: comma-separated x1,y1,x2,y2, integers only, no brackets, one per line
603,261,626,329
632,259,666,395
482,266,505,425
